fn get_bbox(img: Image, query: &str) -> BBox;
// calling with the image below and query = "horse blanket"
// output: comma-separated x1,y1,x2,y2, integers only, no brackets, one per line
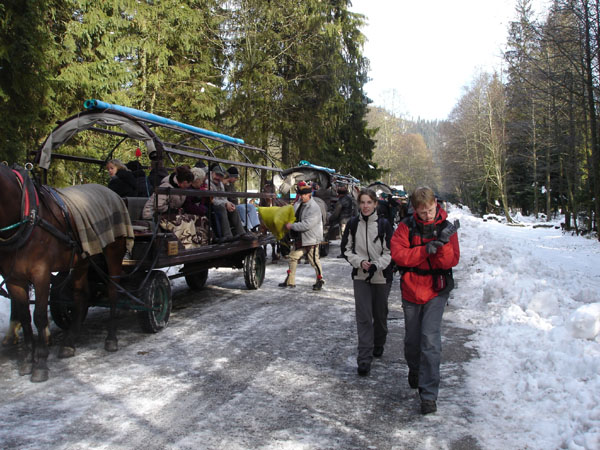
57,184,134,256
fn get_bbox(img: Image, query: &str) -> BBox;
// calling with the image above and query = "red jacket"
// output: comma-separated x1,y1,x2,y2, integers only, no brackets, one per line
390,206,460,304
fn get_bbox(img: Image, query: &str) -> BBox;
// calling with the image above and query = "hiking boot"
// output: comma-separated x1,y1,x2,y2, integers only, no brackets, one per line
408,370,419,389
357,362,370,376
421,400,437,415
373,346,384,357
312,279,324,291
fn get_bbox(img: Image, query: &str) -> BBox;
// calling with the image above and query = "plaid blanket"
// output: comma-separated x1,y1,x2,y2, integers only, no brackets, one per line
57,184,134,256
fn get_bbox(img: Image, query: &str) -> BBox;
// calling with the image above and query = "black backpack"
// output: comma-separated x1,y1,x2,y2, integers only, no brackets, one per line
340,215,395,282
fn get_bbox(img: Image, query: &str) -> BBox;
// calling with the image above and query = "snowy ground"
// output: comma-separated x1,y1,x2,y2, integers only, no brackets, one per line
0,206,599,449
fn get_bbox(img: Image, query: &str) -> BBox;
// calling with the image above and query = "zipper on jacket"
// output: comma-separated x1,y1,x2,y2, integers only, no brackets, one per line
364,216,371,262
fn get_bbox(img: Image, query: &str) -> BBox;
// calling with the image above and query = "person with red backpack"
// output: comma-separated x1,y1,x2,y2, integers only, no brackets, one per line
390,186,460,415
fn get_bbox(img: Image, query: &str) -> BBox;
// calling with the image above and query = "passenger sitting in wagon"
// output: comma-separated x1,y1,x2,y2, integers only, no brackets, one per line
182,167,208,217
224,166,260,231
142,165,194,220
106,159,137,197
207,165,254,241
125,159,151,197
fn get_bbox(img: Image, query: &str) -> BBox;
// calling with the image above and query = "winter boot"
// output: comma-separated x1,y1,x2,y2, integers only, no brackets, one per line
312,279,324,291
421,400,437,415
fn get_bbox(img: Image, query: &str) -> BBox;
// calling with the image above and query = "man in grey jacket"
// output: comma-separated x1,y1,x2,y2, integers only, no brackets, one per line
279,181,325,290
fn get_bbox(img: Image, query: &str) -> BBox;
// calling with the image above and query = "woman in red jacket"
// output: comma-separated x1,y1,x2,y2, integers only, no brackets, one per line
390,187,459,415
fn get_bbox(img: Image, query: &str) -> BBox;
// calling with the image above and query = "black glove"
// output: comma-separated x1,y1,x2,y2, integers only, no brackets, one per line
425,240,444,254
438,222,457,244
365,264,378,282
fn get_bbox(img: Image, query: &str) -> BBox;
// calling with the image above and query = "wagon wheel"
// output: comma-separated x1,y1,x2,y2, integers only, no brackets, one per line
49,272,88,330
184,266,209,290
243,247,266,290
137,270,172,333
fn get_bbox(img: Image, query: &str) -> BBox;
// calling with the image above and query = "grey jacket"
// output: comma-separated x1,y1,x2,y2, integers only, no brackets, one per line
345,213,392,284
207,177,228,206
291,197,323,246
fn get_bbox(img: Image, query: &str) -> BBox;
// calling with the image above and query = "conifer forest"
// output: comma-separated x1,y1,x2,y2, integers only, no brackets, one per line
1,0,600,233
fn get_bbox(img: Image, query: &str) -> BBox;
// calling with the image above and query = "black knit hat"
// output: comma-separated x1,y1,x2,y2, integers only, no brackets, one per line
297,181,312,195
227,166,239,178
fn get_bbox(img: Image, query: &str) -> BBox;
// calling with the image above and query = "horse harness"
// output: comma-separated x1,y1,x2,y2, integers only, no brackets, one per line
0,165,155,309
0,166,81,296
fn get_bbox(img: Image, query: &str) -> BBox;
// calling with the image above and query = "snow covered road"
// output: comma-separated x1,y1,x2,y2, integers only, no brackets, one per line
2,205,599,449
0,243,478,449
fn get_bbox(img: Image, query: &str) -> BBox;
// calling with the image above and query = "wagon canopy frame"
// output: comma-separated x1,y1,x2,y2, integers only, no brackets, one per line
34,102,282,183
366,181,407,198
277,162,360,196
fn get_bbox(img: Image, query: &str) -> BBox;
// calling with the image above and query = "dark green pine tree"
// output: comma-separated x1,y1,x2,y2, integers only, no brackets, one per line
291,0,379,181
125,0,226,129
0,0,73,162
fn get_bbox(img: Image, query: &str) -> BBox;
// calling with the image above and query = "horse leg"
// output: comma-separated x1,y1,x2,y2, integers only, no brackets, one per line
2,297,22,346
103,238,126,352
58,265,88,359
6,283,34,376
30,275,51,382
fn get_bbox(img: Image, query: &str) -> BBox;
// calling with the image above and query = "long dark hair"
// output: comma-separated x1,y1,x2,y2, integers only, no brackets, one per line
175,165,194,183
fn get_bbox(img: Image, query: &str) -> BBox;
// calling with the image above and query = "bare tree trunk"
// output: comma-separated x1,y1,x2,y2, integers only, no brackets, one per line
545,141,552,220
281,133,290,167
583,0,600,236
532,101,539,218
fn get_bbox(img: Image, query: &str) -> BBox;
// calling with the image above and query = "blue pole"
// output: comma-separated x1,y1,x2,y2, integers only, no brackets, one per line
83,99,244,144
298,160,336,173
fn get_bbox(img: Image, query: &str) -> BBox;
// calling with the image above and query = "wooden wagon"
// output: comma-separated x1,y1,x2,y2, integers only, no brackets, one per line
34,100,281,333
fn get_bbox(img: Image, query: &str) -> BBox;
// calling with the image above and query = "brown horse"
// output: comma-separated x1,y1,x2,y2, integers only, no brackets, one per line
0,164,127,382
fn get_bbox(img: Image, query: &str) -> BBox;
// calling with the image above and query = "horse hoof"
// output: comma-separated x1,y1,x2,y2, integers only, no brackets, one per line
18,362,33,376
31,369,49,383
58,346,76,359
105,339,118,352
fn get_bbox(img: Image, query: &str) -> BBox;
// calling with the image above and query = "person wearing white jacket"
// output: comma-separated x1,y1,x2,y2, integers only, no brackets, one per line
342,188,393,376
279,181,325,290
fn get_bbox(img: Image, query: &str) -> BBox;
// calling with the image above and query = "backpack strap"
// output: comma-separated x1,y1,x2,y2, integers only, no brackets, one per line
397,215,453,276
340,215,359,257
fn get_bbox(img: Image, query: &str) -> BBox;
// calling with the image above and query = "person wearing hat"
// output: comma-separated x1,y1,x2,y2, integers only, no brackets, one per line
207,165,252,241
279,181,325,290
125,159,151,197
224,166,240,205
